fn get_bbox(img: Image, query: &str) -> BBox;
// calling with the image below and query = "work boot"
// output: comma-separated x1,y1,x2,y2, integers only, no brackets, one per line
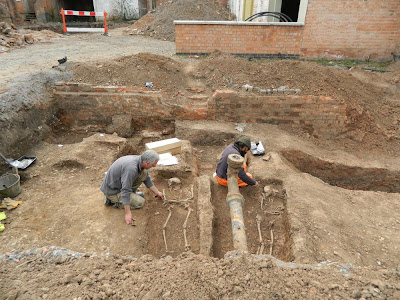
103,196,112,206
114,202,124,209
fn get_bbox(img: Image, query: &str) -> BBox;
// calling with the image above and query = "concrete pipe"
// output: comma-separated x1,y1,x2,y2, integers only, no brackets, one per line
226,154,248,252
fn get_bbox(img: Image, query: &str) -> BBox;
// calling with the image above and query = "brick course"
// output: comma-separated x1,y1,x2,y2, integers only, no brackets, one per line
301,0,400,59
175,0,400,60
53,83,349,138
175,23,303,57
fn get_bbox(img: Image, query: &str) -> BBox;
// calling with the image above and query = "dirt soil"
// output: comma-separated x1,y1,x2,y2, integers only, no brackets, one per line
70,50,400,155
125,0,235,41
1,28,400,299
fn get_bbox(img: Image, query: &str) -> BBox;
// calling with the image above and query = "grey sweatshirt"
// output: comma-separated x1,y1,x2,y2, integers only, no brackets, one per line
100,155,153,205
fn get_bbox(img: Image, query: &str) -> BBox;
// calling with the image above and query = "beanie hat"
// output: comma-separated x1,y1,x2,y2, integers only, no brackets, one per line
236,136,251,149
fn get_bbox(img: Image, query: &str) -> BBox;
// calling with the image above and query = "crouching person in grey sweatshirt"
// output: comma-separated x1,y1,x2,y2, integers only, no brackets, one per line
100,150,164,225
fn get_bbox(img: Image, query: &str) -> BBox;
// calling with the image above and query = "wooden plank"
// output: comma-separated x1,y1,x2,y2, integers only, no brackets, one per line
145,138,182,155
67,27,105,33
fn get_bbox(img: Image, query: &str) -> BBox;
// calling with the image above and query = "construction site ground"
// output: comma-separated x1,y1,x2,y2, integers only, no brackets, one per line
1,27,400,300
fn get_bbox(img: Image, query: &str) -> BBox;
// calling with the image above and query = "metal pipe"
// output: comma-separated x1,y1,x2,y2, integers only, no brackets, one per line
226,154,248,252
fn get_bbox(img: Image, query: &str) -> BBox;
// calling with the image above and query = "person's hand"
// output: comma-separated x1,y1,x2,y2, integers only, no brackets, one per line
125,211,134,225
155,191,164,200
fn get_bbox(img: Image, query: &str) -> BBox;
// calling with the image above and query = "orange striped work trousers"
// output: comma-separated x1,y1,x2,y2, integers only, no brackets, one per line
215,163,253,187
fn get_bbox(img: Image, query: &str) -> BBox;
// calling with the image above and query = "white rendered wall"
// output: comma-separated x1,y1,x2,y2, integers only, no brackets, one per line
229,0,271,21
228,0,242,21
93,0,140,20
253,0,270,22
228,0,308,23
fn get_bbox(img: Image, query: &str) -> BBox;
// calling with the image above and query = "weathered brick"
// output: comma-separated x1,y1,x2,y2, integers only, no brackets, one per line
175,1,396,60
54,84,349,138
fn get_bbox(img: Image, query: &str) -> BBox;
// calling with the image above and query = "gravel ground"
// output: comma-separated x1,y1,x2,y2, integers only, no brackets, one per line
0,28,175,88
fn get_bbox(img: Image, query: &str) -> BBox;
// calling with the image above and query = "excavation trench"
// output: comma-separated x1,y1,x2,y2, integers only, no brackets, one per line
54,130,293,260
281,150,400,193
2,82,397,262
211,178,292,260
1,120,294,260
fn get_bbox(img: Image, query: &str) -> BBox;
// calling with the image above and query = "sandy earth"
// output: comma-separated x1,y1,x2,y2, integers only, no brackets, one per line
126,0,235,41
1,26,400,299
0,27,175,92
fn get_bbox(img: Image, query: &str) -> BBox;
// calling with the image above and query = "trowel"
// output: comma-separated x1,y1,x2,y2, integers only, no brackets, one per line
0,153,23,169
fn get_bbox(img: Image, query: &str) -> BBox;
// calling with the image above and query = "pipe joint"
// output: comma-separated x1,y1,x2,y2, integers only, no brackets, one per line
226,192,244,206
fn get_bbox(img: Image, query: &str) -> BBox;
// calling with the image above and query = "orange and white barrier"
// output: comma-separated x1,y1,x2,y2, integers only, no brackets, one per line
60,9,108,35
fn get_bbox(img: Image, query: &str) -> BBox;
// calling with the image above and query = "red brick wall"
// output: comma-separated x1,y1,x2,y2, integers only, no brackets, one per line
175,22,303,57
301,0,400,59
175,0,400,60
210,91,347,138
0,0,19,22
53,83,175,133
53,83,348,138
155,0,228,7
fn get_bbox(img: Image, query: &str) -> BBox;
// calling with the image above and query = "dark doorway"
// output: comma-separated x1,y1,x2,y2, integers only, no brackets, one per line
139,0,148,18
281,0,300,22
60,0,95,22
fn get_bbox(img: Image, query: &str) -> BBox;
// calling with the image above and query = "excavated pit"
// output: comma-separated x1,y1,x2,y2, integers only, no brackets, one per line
1,79,399,267
211,179,293,260
0,120,294,260
281,150,400,193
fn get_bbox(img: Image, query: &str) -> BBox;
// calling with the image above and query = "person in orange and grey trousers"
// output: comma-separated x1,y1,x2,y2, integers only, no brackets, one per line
215,136,259,187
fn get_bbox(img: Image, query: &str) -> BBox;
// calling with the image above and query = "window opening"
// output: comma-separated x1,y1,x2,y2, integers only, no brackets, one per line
229,0,308,23
281,0,301,22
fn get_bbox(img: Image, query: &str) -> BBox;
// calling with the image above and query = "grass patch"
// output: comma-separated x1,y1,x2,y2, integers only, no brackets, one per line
316,59,391,70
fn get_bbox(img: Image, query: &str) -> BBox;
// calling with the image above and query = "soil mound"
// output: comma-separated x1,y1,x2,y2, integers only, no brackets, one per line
70,51,400,154
126,0,235,41
71,53,186,93
2,248,400,300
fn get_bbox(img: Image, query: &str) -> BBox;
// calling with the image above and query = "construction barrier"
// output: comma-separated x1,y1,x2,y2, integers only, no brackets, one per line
60,9,108,35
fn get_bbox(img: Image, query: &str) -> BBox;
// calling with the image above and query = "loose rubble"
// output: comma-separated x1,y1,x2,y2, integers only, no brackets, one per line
125,0,235,41
0,21,63,52
0,21,35,52
1,247,400,300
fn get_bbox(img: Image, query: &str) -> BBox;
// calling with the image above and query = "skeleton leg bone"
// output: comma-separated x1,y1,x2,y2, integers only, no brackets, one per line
256,214,264,255
163,207,173,253
269,221,275,256
183,207,193,251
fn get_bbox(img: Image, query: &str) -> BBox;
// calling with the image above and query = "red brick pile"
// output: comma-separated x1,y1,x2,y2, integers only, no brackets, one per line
0,21,35,52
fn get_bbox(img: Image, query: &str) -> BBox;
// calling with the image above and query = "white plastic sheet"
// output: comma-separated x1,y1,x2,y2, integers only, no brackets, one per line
251,141,265,156
157,152,178,166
